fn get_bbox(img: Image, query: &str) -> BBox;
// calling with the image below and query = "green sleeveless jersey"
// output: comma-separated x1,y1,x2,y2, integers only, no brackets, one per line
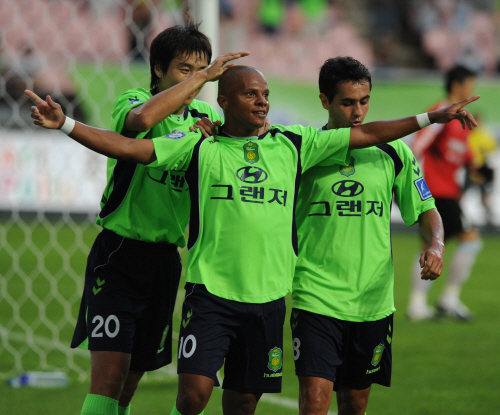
96,88,223,245
148,125,351,303
293,139,436,321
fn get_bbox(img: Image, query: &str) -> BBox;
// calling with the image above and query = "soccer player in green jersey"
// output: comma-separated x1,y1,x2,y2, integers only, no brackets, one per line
27,65,477,415
27,22,247,415
290,57,446,415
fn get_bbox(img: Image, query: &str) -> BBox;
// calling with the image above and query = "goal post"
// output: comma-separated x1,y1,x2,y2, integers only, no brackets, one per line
188,0,220,110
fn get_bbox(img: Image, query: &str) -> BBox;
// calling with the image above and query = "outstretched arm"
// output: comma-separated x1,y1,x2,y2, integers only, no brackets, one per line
349,96,480,149
417,209,445,280
25,90,156,164
126,51,250,132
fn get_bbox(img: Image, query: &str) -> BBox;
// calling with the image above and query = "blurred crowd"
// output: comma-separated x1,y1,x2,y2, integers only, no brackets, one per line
1,0,500,127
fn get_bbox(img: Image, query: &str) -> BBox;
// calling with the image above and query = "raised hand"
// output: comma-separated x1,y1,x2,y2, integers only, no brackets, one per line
429,95,480,130
201,51,250,83
25,90,65,129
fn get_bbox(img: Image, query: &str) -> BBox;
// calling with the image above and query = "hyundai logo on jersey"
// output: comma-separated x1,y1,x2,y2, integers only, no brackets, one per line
414,177,432,200
332,180,364,197
236,166,268,183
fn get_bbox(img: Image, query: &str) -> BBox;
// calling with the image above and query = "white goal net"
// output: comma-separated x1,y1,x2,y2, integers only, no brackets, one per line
0,0,187,382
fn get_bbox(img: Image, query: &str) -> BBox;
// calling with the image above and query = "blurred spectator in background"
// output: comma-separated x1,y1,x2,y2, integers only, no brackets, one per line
464,113,498,225
0,42,87,128
257,0,286,35
368,0,407,66
408,65,482,322
409,0,498,72
232,0,373,80
126,0,154,62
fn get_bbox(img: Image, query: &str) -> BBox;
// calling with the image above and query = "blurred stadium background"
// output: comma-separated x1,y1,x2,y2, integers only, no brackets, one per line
1,1,500,414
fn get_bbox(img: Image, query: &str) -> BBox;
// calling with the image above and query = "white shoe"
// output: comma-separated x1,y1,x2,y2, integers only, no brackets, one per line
436,301,474,321
407,303,435,321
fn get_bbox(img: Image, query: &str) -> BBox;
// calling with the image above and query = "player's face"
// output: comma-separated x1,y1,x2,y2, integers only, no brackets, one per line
456,77,475,101
320,81,370,129
155,52,209,106
220,71,270,133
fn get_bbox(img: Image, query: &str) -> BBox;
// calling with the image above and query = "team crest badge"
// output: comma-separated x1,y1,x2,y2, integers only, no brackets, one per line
243,141,260,164
157,325,169,353
268,347,283,372
339,156,355,177
371,343,384,366
165,128,186,140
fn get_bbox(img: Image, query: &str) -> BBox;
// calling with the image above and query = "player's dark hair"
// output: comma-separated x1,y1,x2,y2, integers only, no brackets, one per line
445,65,477,94
149,18,212,90
319,57,372,103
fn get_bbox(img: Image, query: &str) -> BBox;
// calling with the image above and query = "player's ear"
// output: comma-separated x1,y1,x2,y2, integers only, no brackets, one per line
319,93,330,110
217,94,228,110
154,64,163,78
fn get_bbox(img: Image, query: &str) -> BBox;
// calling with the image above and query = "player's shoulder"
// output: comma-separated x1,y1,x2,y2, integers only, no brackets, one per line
372,140,417,174
112,87,150,111
384,139,412,154
268,124,318,137
115,87,151,102
188,99,222,118
425,100,447,112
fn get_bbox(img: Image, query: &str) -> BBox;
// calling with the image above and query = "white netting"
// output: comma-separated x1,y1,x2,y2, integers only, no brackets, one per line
0,0,186,381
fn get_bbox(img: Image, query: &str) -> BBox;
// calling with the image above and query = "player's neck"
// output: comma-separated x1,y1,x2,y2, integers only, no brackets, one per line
222,122,260,137
173,105,186,115
447,93,462,105
326,119,337,130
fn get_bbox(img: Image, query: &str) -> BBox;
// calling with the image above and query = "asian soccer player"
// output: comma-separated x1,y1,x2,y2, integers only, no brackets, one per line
38,21,247,415
27,65,478,415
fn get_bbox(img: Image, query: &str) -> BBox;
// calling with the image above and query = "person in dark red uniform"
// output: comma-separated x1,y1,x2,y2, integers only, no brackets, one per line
408,65,482,321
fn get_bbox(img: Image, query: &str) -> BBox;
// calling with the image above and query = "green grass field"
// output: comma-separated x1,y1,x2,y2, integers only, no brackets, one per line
2,220,500,415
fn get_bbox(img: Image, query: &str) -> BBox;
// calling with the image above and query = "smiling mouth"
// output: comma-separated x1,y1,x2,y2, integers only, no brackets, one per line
252,111,267,117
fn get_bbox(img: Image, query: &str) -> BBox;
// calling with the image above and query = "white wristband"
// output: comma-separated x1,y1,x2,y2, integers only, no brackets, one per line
416,113,431,129
60,116,76,135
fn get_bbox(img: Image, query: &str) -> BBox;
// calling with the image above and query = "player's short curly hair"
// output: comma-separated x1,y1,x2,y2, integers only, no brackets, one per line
319,57,372,103
445,65,476,94
149,18,212,90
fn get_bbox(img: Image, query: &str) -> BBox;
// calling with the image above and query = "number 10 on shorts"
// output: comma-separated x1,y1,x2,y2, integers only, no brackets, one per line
178,335,197,359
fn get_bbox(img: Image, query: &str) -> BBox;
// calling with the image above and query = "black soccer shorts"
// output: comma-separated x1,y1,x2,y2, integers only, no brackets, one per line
71,228,182,371
433,198,470,240
291,308,393,390
177,283,286,394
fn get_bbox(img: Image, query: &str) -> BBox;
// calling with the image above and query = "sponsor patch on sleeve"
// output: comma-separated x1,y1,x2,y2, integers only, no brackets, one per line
165,130,186,140
128,97,145,105
414,177,432,200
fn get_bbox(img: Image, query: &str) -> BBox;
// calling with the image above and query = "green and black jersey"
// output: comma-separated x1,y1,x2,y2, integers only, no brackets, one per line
96,88,223,245
148,124,351,303
293,138,436,322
